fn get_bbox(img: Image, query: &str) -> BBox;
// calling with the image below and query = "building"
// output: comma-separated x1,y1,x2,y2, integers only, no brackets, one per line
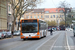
24,9,45,20
44,8,65,26
7,3,14,31
0,0,8,30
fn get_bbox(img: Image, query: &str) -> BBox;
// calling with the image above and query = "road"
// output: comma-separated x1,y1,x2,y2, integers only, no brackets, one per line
0,31,75,50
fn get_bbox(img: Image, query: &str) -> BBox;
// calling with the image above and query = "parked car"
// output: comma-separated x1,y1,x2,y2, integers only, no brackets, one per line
60,27,65,30
7,31,11,37
13,30,20,36
0,32,4,39
65,28,73,31
56,27,60,30
2,31,8,38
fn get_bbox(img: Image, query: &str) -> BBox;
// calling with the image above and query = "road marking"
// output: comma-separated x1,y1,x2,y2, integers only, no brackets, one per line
35,32,59,50
66,32,71,50
50,33,61,50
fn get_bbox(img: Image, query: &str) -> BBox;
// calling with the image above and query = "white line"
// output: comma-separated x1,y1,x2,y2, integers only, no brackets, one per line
50,33,61,50
66,32,71,50
35,32,59,50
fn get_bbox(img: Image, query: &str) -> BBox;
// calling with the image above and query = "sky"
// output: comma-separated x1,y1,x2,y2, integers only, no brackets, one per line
36,0,75,8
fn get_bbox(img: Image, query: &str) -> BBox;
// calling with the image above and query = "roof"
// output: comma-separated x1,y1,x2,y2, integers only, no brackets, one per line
33,9,44,13
45,8,65,13
27,9,45,13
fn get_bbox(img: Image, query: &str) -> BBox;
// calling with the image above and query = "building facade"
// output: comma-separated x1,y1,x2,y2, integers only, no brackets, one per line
24,9,45,20
44,8,65,26
0,0,7,30
7,3,14,31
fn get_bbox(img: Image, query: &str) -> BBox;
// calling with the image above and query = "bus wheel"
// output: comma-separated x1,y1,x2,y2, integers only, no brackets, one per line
74,35,75,37
23,39,26,40
44,35,46,37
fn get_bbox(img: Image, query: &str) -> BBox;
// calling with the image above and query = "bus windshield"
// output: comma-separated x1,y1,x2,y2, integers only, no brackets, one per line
22,22,38,33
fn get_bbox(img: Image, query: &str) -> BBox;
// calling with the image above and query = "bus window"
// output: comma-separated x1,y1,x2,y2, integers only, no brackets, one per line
22,22,38,33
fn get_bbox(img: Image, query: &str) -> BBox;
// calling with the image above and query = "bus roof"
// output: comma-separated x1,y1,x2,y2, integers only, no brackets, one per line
20,19,45,22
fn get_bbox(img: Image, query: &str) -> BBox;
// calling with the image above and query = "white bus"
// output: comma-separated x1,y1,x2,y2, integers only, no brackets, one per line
20,19,48,40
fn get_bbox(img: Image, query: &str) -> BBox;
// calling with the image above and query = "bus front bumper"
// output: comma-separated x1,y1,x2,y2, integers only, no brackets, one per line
21,36,40,39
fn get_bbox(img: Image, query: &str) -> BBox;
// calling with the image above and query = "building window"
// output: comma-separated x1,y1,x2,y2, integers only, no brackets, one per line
45,15,49,18
57,20,58,23
60,15,61,18
62,15,64,17
56,15,58,18
38,16,39,18
9,5,10,11
51,15,52,18
53,15,55,18
60,10,63,12
45,11,49,13
31,16,32,18
41,16,43,18
34,16,36,18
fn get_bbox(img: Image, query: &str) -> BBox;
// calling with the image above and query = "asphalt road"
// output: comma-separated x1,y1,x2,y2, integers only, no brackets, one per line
0,31,75,50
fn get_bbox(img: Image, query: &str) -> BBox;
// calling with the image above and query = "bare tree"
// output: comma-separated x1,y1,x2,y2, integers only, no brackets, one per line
8,0,42,31
57,1,71,26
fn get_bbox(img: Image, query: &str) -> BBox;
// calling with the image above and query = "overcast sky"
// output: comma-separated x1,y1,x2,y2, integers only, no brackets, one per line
36,0,75,8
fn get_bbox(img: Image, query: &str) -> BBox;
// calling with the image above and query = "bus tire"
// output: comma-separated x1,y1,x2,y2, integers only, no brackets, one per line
23,39,26,40
44,35,46,37
74,35,75,37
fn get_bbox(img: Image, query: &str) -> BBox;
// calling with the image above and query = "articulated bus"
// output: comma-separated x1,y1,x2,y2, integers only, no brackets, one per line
20,19,48,40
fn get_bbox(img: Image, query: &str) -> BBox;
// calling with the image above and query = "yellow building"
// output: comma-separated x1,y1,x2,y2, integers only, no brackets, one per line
24,9,45,20
0,0,7,30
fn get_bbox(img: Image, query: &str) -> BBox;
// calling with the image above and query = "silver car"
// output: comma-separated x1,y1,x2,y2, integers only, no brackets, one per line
13,31,20,36
7,31,11,37
2,31,8,38
0,32,4,39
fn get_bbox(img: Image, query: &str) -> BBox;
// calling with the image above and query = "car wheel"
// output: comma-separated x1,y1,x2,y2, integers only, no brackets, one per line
74,35,75,37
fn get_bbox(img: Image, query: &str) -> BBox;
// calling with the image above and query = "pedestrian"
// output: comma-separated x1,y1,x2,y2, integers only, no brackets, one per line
49,28,53,35
11,30,13,38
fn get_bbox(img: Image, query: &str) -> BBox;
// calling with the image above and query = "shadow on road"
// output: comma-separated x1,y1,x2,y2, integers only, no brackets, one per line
20,37,45,41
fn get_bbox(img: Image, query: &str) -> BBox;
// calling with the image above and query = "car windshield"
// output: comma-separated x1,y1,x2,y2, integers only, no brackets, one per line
22,22,38,33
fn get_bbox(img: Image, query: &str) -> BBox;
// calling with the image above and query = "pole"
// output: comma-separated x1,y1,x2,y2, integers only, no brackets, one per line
64,8,66,27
